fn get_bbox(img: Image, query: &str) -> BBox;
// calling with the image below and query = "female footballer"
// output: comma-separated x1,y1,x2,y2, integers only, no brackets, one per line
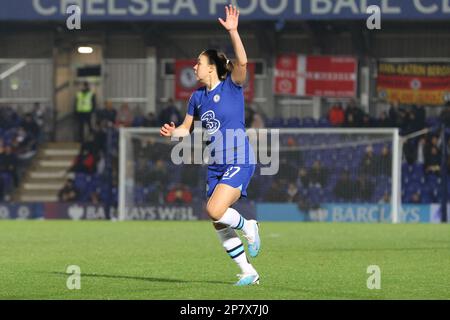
160,5,261,286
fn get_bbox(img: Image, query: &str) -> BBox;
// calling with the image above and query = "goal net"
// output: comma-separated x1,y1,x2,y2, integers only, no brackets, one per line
118,128,402,223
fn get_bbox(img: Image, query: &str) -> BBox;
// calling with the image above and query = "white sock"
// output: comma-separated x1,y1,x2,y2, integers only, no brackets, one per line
217,208,252,235
216,227,255,275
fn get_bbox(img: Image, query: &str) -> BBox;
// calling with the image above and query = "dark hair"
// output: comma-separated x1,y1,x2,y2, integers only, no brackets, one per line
201,49,234,80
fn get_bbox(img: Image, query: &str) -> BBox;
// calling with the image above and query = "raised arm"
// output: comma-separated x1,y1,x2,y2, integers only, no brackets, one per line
219,5,247,85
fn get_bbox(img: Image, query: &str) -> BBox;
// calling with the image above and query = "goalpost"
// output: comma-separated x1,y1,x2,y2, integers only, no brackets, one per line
118,127,402,223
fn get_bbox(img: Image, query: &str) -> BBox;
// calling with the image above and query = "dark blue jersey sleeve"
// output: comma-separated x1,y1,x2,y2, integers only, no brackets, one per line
187,93,196,116
225,73,244,92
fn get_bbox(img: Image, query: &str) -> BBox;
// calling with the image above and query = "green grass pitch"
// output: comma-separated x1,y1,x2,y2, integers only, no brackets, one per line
0,220,449,300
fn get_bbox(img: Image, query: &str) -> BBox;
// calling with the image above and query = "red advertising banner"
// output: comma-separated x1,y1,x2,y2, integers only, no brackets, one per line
377,62,450,105
175,60,199,101
175,60,255,102
274,55,357,98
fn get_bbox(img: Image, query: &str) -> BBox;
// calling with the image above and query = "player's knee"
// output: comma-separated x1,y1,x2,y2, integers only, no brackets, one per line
206,202,225,220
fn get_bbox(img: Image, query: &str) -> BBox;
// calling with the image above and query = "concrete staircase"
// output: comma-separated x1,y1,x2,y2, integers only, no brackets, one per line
15,142,80,202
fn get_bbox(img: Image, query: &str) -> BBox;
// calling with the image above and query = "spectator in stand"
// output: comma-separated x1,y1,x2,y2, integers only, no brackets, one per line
143,112,159,127
0,145,18,187
0,106,20,130
181,162,200,188
416,137,426,165
92,120,108,153
115,103,134,127
74,82,96,143
414,105,426,131
95,151,106,176
424,146,441,175
424,134,441,162
96,100,117,126
134,138,159,164
410,191,422,204
70,147,97,174
166,184,193,204
263,179,287,202
89,190,101,205
286,137,303,167
278,157,298,184
377,145,392,176
158,99,182,126
334,170,354,201
11,127,35,159
388,101,400,127
286,183,301,203
22,113,40,136
344,100,364,127
132,106,147,127
285,181,314,213
148,159,169,188
378,191,390,204
32,102,46,129
404,109,420,134
308,160,328,188
359,145,376,176
377,111,391,127
298,167,310,188
441,107,450,127
362,114,374,127
135,157,154,188
147,181,164,204
58,179,80,202
397,108,409,133
344,113,357,127
328,103,345,127
356,175,374,202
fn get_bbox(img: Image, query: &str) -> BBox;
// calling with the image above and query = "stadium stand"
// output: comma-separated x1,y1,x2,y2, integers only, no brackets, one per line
48,102,450,208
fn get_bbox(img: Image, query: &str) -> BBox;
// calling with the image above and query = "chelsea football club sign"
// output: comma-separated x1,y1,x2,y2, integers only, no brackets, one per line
0,0,449,21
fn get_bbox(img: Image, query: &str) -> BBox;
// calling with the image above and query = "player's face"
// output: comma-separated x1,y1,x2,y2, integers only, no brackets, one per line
194,54,214,84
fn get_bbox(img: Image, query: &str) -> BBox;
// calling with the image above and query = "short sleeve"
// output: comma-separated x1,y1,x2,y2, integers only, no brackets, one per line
187,93,196,116
225,73,244,92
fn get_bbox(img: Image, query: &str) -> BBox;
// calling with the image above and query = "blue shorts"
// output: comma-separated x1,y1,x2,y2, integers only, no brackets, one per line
206,164,255,199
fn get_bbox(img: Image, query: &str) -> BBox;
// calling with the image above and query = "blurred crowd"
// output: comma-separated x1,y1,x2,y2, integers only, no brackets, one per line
0,104,45,201
2,98,449,207
327,100,427,133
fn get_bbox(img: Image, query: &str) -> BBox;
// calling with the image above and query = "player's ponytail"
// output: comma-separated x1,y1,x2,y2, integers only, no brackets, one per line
202,49,234,80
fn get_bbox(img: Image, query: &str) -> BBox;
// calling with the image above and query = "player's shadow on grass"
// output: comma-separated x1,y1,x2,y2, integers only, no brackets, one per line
50,272,230,285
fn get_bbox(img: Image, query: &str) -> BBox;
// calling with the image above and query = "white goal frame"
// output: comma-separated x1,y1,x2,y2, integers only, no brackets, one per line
118,128,401,223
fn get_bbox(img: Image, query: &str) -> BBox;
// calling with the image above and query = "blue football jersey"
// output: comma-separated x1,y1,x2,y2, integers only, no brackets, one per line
187,73,255,165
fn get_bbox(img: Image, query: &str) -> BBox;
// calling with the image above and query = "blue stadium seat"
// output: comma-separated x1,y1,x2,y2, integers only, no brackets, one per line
317,117,331,128
426,174,441,186
1,173,13,192
74,173,88,190
270,117,284,128
413,163,424,173
286,117,301,128
421,194,433,203
132,116,145,127
301,117,316,128
426,117,440,128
